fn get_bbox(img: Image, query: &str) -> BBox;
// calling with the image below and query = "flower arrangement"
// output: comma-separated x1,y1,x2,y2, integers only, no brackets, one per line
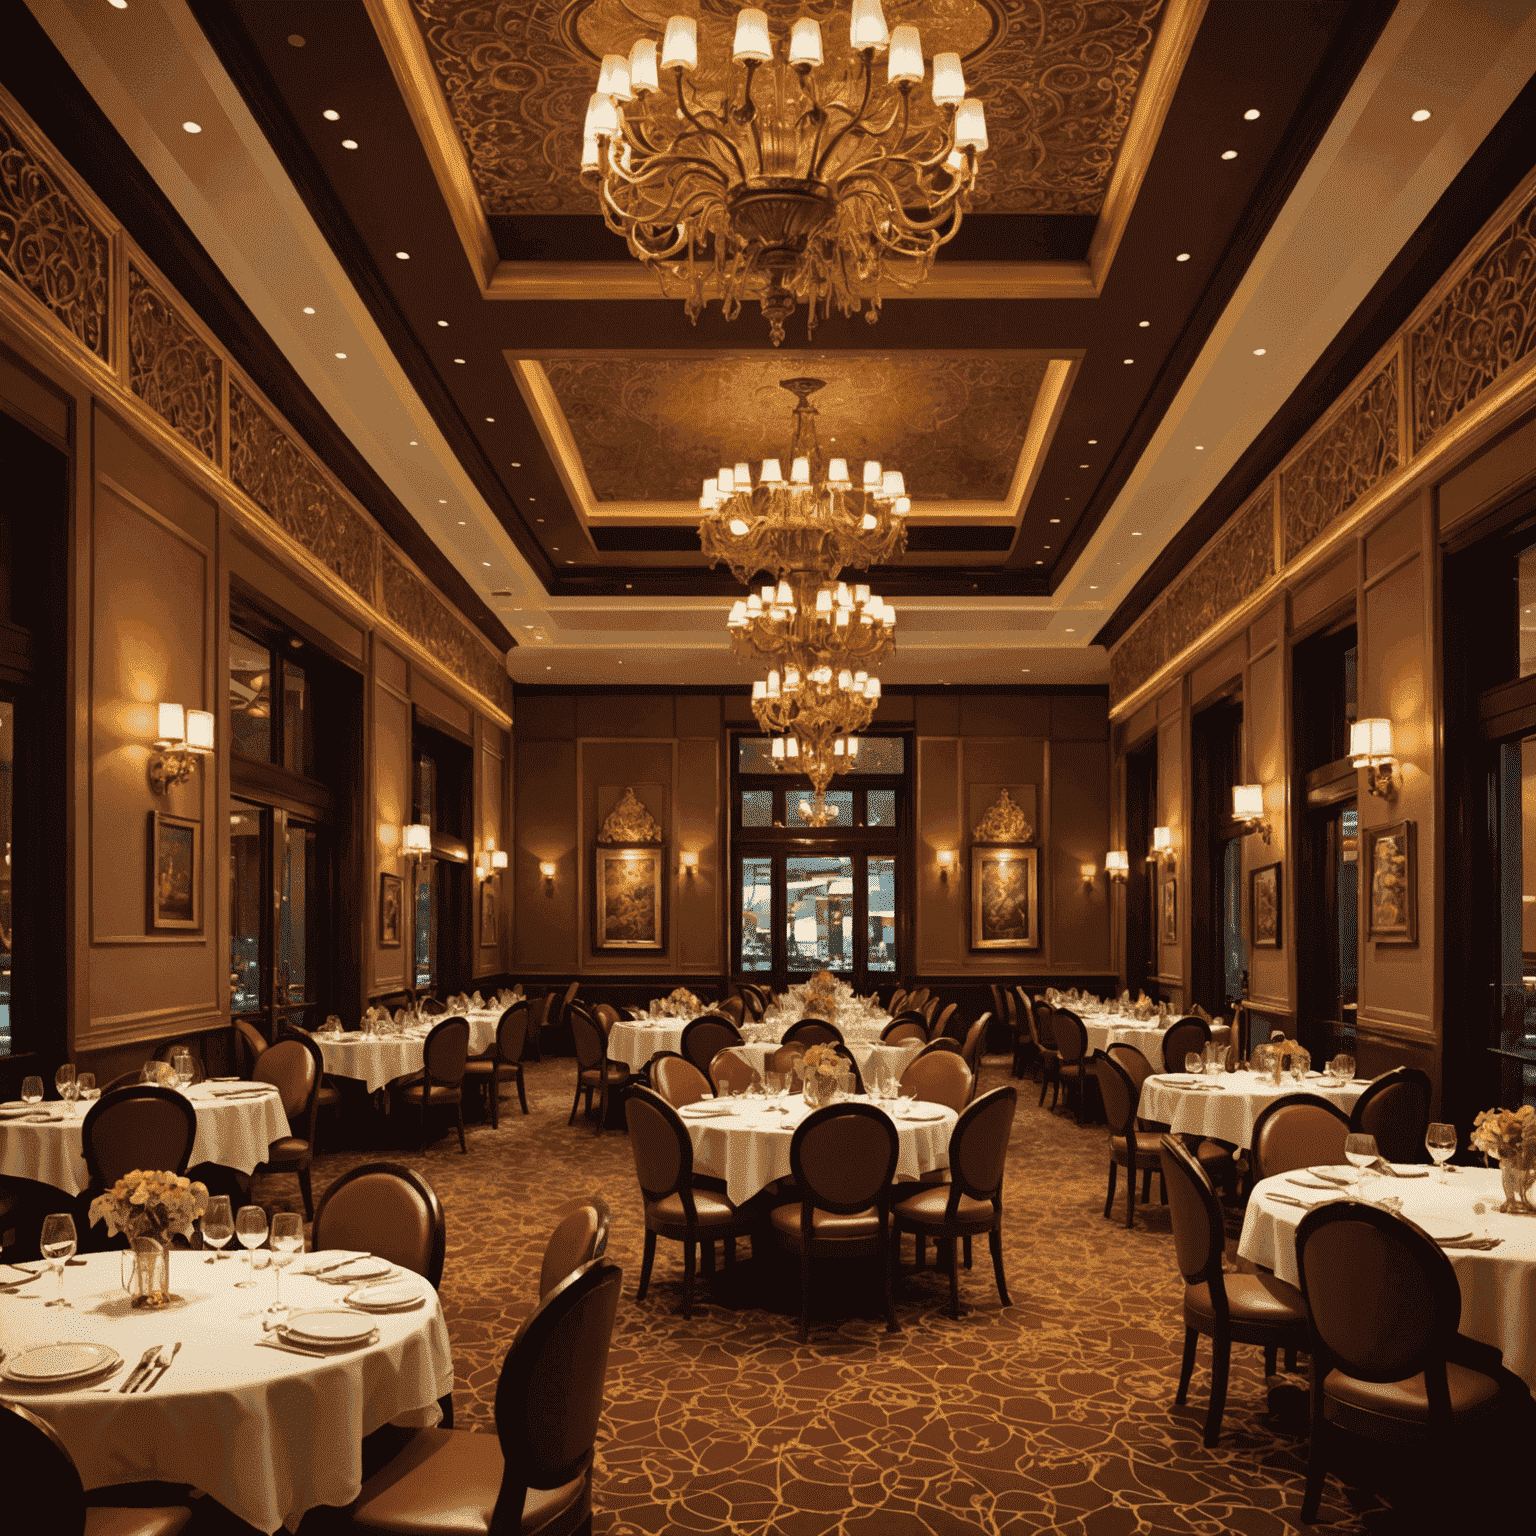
1471,1105,1536,1162
663,986,704,1017
89,1169,209,1244
795,1043,843,1082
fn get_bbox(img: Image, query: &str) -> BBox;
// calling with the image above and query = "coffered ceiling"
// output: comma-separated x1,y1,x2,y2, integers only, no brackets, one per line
17,0,1536,688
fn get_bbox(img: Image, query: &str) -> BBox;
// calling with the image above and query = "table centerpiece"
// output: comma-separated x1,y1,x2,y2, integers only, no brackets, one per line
89,1168,209,1305
1472,1104,1536,1214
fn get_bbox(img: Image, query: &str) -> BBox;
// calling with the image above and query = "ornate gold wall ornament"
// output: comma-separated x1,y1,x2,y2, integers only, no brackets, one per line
0,115,110,360
597,787,663,845
1412,189,1536,451
128,265,221,463
973,789,1034,844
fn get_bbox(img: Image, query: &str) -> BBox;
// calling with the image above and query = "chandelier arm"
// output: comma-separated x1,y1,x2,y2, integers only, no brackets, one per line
811,52,877,182
605,153,731,204
673,71,750,185
835,177,961,239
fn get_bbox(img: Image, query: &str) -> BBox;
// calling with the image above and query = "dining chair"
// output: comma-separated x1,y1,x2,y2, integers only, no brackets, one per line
920,997,943,1028
771,1102,901,1341
830,1042,866,1094
277,1024,343,1127
680,1015,744,1076
1348,1065,1433,1163
782,1018,843,1047
910,1036,961,1060
591,1003,621,1033
234,1017,268,1078
1157,1135,1308,1447
567,1007,629,1136
1003,988,1032,1080
1031,997,1060,1096
767,1043,807,1083
254,1033,325,1214
462,1002,530,1127
625,1087,752,1319
959,1014,990,1088
1106,1041,1155,1102
649,1050,713,1108
1093,1051,1164,1229
1050,1008,1091,1122
1294,1201,1528,1521
153,1040,205,1083
891,1085,1017,1318
523,992,552,1063
349,1258,623,1536
739,985,767,1022
398,1016,471,1155
880,1018,928,1046
708,1046,763,1097
888,988,908,1013
715,996,746,1028
0,1401,192,1536
539,1194,612,1299
906,988,930,1012
898,1050,972,1114
417,997,448,1016
313,1161,446,1288
1249,1094,1351,1182
1161,1016,1211,1074
82,1086,198,1191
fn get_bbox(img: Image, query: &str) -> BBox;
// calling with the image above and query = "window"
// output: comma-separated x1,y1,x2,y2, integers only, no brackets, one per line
229,628,271,761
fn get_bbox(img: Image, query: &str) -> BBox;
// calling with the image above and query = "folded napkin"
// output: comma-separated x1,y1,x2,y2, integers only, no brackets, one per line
1369,1158,1428,1179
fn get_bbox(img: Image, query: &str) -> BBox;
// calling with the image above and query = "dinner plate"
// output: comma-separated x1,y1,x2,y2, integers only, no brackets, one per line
4,1342,122,1384
346,1279,426,1311
323,1256,398,1282
210,1075,241,1082
1412,1214,1475,1244
895,1105,946,1122
282,1309,379,1345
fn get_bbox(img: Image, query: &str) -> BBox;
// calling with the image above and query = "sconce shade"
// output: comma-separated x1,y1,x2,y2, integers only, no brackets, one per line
1105,851,1129,875
491,850,508,870
1232,784,1264,819
403,824,432,854
936,850,955,869
1080,862,1097,880
156,702,186,745
185,709,215,753
1153,826,1173,853
539,861,557,879
1350,718,1392,764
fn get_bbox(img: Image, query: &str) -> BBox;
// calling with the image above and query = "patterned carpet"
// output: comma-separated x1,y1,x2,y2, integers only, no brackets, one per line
252,1058,1422,1534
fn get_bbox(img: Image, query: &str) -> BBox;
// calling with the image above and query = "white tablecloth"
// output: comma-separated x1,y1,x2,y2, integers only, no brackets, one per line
315,1014,497,1094
609,1017,918,1084
1137,1072,1365,1150
685,1098,957,1206
1238,1166,1536,1390
0,1249,454,1533
1083,1022,1169,1071
0,1086,291,1197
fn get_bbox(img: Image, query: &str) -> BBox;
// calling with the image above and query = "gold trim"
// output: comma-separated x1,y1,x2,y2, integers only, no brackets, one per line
596,787,664,845
365,0,1202,304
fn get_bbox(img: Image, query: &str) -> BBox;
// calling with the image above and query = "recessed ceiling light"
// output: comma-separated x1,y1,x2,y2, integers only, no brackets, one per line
546,666,552,671
323,110,340,122
1049,518,1061,524
438,499,447,504
287,34,305,46
1244,108,1260,121
1138,320,1149,328
395,251,410,260
485,417,494,423
1089,585,1097,590
1021,668,1031,673
437,320,448,327
1065,628,1075,633
1079,463,1089,469
333,351,346,359
482,561,491,567
1123,358,1134,364
626,584,633,590
551,545,557,550
408,440,417,446
1253,347,1266,356
1196,445,1204,450
1411,109,1432,122
1088,439,1097,444
341,139,358,150
1035,560,1043,566
566,560,575,565
108,0,127,7
302,306,315,314
1221,150,1237,160
453,358,466,364
1131,531,1142,537
529,497,536,502
182,121,202,134
457,520,466,525
1175,252,1191,262
510,462,521,468
536,518,543,523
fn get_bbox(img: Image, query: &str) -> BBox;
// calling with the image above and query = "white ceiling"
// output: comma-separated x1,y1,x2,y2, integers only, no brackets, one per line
27,0,1536,690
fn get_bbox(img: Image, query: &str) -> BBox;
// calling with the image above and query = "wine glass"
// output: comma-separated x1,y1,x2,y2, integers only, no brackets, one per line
172,1050,195,1092
75,1072,98,1114
1334,1054,1356,1082
1425,1122,1457,1182
1184,1052,1204,1078
54,1063,76,1114
234,1204,268,1288
1344,1132,1379,1198
40,1212,77,1307
267,1212,304,1313
20,1075,42,1106
202,1194,234,1263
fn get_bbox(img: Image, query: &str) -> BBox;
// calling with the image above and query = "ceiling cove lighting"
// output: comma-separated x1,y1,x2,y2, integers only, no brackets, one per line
578,4,989,345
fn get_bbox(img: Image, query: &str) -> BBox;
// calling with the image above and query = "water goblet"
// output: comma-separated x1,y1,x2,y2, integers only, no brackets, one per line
1425,1122,1457,1182
172,1050,195,1092
1184,1052,1204,1078
20,1075,42,1106
54,1063,76,1113
1344,1133,1378,1199
202,1194,234,1263
75,1072,97,1113
40,1212,77,1307
1334,1054,1356,1082
267,1212,304,1313
234,1204,268,1288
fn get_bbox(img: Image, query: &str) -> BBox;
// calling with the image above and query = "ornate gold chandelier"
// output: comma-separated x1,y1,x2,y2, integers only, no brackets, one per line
580,3,988,345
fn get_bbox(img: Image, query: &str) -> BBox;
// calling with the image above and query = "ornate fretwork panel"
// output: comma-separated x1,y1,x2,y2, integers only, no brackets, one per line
1412,190,1536,450
0,115,110,360
127,265,221,463
228,381,378,601
1280,360,1399,566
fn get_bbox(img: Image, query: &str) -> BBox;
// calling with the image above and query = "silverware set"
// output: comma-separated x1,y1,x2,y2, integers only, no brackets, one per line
117,1343,181,1393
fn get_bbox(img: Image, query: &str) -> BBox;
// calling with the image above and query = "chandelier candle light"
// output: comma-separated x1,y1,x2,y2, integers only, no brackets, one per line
581,3,988,345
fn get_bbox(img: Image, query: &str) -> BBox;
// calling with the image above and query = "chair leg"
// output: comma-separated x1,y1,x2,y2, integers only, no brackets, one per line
298,1166,313,1222
1264,1345,1277,1377
1301,1370,1329,1522
962,1235,972,1270
420,1095,430,1151
1285,1345,1298,1373
516,1068,529,1115
1038,1073,1049,1107
799,1242,812,1344
946,1238,961,1320
1203,1333,1231,1447
1103,1160,1118,1220
1125,1159,1136,1229
488,1073,499,1130
637,1230,657,1300
1175,1327,1199,1406
455,1099,467,1155
701,1240,716,1275
594,1079,606,1138
567,1081,583,1127
988,1225,1010,1307
1141,1167,1153,1201
915,1234,927,1270
682,1239,696,1320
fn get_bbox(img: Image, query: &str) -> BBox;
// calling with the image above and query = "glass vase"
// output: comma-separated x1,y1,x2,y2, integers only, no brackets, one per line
801,1073,834,1109
1499,1148,1536,1215
126,1236,175,1307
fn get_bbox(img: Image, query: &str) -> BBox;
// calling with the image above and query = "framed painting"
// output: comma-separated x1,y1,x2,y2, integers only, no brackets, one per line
148,811,199,930
480,881,499,948
1365,819,1417,944
1250,861,1282,948
970,845,1039,950
595,844,665,951
379,872,404,948
1159,873,1178,945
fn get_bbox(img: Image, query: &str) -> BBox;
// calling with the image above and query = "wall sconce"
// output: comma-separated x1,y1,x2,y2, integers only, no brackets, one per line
680,851,699,878
936,849,956,882
490,850,508,871
1232,783,1272,843
1079,861,1097,889
1350,718,1396,799
1105,851,1129,883
402,823,432,858
538,860,557,887
1150,826,1177,873
148,703,215,795
474,853,491,880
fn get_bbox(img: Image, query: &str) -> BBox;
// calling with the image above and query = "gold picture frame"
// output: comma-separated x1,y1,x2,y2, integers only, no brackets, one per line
1249,861,1281,948
148,811,199,930
1365,819,1417,944
379,872,404,948
595,844,665,951
480,880,499,948
970,845,1039,950
1159,873,1178,945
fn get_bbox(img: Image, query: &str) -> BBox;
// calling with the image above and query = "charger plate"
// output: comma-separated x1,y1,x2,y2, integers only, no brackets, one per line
4,1342,122,1384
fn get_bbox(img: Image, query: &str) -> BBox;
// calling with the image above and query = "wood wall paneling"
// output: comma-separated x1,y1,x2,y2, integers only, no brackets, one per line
1050,739,1112,969
514,736,578,972
1245,641,1290,1009
372,673,411,995
1156,708,1184,995
676,737,721,972
915,737,962,972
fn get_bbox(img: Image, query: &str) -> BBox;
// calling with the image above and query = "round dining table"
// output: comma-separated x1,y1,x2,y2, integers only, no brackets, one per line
1082,1020,1170,1071
681,1094,957,1206
0,1083,291,1198
1137,1071,1367,1150
314,1012,499,1093
1239,1165,1536,1391
0,1248,454,1533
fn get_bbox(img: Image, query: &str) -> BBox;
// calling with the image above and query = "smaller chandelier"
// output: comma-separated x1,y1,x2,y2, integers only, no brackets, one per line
728,576,895,672
581,3,988,345
752,663,879,823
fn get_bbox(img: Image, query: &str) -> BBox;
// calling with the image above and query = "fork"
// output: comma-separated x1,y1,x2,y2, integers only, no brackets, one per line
139,1342,181,1391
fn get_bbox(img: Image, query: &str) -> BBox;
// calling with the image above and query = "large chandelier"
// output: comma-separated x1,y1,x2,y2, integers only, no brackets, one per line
754,665,879,824
580,4,989,345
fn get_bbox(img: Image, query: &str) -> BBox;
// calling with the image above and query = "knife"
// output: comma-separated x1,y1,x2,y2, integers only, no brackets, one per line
140,1341,181,1391
305,1254,369,1276
120,1346,162,1394
256,1337,327,1358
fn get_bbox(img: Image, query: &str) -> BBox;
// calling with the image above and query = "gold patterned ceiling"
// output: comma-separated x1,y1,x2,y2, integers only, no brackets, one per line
408,0,1166,218
536,352,1053,504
